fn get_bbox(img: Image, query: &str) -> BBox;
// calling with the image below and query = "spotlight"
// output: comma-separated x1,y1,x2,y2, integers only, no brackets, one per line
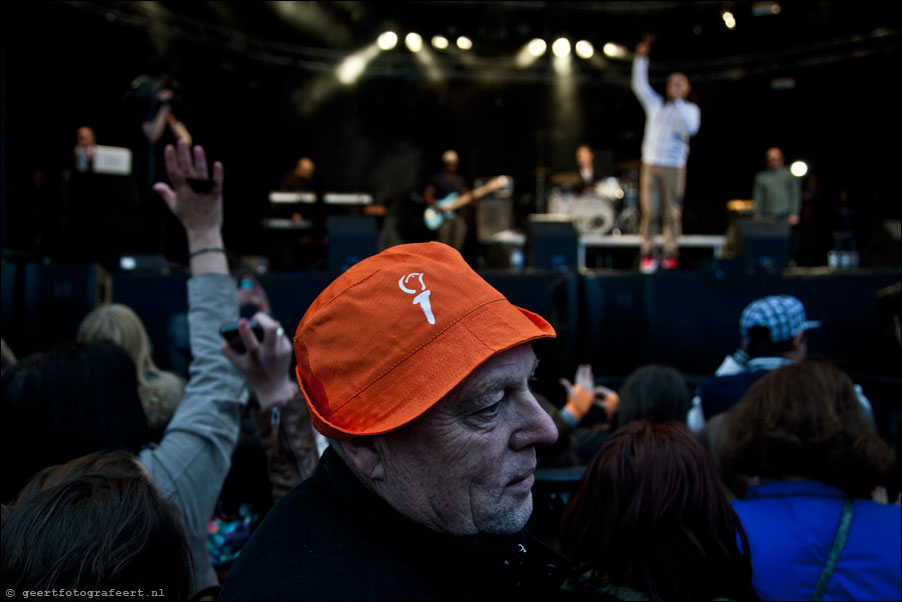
552,37,571,58
336,44,381,85
575,40,594,59
790,161,808,178
431,35,449,50
337,55,367,84
405,32,423,53
722,11,736,29
527,38,547,57
377,31,398,50
602,42,628,59
456,36,472,50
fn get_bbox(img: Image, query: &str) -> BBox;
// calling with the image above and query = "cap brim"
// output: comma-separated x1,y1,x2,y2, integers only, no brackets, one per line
300,301,555,439
801,320,821,331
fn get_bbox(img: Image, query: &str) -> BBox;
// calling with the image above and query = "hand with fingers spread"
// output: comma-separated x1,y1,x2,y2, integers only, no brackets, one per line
153,139,226,274
221,312,297,409
153,139,223,243
560,364,620,422
560,364,597,421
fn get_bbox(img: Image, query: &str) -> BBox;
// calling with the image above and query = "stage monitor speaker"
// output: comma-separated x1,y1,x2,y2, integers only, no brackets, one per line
22,263,112,356
529,216,578,270
736,218,791,271
327,216,377,273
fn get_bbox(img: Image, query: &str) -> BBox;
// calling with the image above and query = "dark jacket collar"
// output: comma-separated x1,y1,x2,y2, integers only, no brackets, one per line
314,446,569,600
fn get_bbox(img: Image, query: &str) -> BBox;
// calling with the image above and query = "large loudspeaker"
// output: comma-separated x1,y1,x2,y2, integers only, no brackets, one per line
529,216,578,270
736,218,791,271
21,263,112,356
327,216,378,273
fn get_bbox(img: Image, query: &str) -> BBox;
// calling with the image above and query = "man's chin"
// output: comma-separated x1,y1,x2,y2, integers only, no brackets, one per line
478,494,533,535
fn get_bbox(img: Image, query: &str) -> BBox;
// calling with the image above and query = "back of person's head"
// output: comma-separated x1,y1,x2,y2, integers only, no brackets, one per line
744,325,795,358
78,303,159,385
559,420,756,601
1,452,192,599
0,341,148,503
721,361,894,499
617,364,690,425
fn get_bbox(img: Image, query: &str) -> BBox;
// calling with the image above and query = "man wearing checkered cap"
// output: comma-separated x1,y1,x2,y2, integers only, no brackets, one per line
687,295,873,433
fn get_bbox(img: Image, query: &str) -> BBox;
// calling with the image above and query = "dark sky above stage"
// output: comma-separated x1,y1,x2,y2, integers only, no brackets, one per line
2,1,901,258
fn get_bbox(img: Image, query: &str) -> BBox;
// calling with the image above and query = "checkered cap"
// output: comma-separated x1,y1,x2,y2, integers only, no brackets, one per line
740,295,821,343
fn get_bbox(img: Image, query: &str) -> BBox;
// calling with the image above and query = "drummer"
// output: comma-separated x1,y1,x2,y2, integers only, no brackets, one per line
576,144,598,195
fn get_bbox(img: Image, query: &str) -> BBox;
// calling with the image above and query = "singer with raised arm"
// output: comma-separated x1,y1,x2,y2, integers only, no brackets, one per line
632,34,701,273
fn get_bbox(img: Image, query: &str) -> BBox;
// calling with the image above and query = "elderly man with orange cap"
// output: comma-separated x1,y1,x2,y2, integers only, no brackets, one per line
219,242,567,600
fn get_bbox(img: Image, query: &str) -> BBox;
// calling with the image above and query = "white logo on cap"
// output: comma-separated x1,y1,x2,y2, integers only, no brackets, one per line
398,273,435,325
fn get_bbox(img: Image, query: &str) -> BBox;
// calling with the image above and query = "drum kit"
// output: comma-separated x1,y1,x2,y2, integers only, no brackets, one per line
546,163,639,236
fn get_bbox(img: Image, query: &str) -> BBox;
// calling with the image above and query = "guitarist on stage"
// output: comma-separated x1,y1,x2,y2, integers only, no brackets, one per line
423,149,470,251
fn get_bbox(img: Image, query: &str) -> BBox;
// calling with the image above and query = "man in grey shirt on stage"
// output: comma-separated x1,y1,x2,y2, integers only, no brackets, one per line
752,146,801,226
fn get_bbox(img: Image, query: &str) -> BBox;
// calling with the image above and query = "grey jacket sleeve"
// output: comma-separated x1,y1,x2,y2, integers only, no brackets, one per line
138,273,248,595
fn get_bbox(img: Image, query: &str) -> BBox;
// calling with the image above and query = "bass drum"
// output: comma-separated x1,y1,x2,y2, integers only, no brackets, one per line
571,195,616,235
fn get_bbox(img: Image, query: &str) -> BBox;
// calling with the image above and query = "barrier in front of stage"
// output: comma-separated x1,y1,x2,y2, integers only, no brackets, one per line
1,262,898,388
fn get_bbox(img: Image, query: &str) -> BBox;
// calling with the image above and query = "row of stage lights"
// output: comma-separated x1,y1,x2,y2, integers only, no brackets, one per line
375,30,630,60
373,1,782,55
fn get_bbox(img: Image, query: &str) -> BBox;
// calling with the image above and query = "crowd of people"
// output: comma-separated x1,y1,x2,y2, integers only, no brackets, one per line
1,136,899,601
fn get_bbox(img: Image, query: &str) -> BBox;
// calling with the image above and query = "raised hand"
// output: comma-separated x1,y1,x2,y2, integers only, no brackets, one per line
221,312,297,409
153,138,223,242
635,34,655,58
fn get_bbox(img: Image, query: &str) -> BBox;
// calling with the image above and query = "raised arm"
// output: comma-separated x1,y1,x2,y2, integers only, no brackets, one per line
142,139,248,595
153,139,226,275
222,311,321,499
631,35,660,113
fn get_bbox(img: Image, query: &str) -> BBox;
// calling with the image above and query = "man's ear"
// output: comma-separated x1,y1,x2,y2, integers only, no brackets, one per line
339,436,386,481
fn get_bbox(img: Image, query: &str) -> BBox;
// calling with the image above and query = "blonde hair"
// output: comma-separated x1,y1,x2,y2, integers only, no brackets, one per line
77,304,159,386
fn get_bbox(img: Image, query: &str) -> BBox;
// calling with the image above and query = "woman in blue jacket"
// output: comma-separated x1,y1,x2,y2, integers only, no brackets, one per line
720,362,899,601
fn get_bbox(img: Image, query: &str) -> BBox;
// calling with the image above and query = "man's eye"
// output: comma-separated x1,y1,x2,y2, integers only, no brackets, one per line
474,401,501,417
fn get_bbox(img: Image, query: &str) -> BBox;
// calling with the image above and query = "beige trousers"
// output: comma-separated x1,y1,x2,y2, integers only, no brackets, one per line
639,163,686,258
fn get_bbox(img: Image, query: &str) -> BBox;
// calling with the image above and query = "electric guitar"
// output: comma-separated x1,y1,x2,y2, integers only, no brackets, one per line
423,176,511,231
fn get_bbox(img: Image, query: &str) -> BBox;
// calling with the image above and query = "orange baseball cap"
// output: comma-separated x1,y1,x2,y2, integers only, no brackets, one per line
293,242,555,439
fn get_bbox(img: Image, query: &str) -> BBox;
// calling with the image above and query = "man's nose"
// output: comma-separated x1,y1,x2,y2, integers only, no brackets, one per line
510,394,559,450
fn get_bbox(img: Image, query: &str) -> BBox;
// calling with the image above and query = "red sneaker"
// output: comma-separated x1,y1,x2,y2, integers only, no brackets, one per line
640,256,658,273
662,257,679,270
